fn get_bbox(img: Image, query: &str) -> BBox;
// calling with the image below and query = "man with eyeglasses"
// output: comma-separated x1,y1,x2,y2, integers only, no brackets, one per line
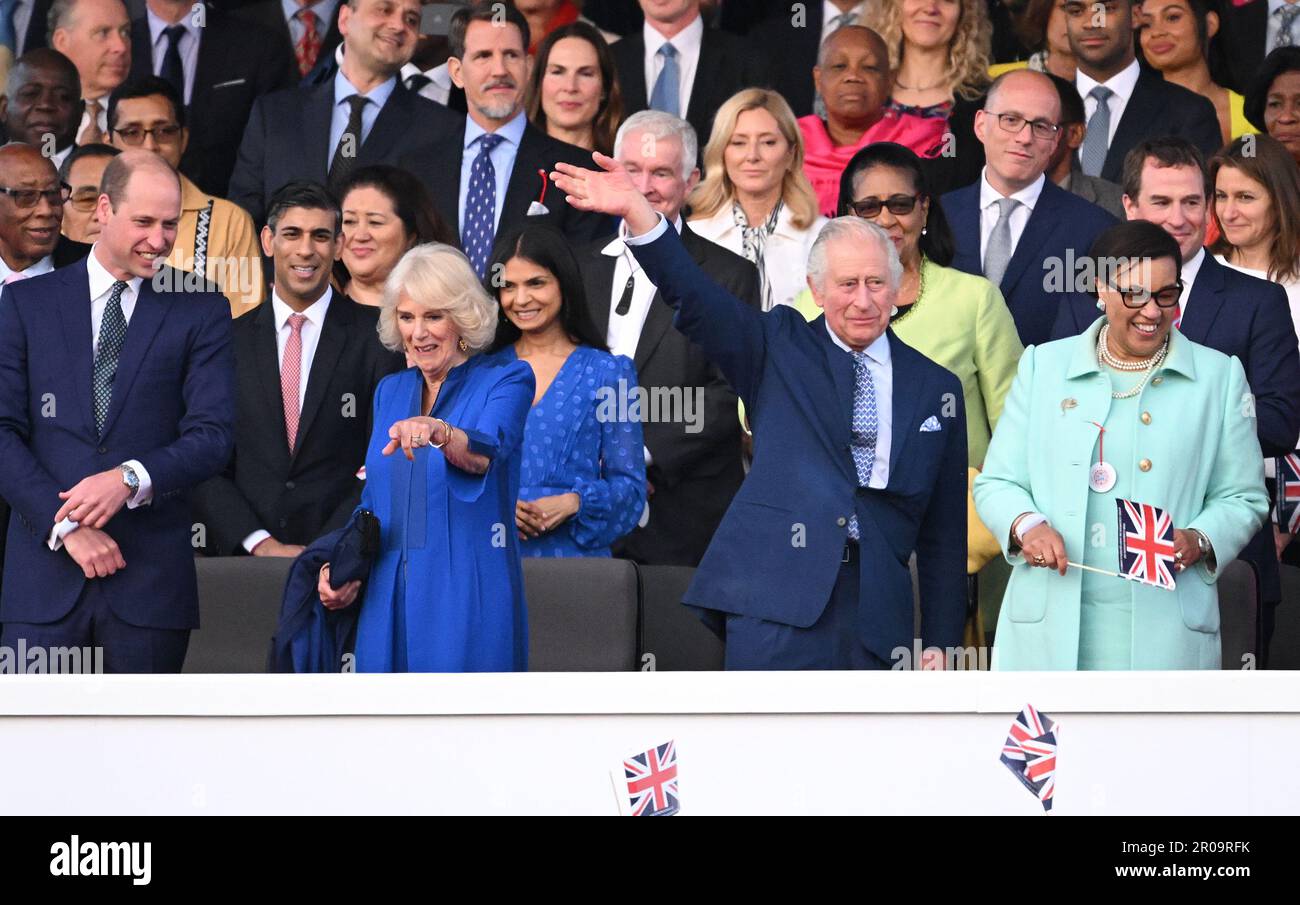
941,69,1117,348
0,142,85,291
59,142,118,244
0,48,82,168
1052,137,1300,666
107,76,265,316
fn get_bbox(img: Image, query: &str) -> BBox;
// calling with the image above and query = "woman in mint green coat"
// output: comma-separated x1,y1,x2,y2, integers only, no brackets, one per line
974,222,1268,670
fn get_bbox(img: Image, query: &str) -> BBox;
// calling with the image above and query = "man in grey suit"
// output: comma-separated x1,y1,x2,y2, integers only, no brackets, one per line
1046,74,1125,220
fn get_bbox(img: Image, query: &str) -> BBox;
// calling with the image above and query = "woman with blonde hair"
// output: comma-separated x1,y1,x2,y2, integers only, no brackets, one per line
688,89,828,311
316,243,536,672
868,0,993,145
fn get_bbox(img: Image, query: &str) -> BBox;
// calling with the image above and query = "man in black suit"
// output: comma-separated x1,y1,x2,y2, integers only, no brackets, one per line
0,48,81,168
228,0,461,226
403,1,609,277
1064,0,1221,184
190,181,402,558
236,0,343,84
576,109,760,567
1215,0,1290,94
610,0,766,157
127,0,294,197
749,0,869,117
1051,138,1300,665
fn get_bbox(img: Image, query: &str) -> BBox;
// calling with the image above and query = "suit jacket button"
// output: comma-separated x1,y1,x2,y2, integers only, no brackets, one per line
1139,458,1152,472
97,447,107,454
285,480,296,490
836,517,847,527
1140,411,1152,425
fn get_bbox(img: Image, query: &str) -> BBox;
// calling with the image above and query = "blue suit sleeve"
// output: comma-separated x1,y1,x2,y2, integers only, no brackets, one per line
916,374,969,651
626,225,767,404
571,356,647,551
136,295,235,499
1245,282,1300,457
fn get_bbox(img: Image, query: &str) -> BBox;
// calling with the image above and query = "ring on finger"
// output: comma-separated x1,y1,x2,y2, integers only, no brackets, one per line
1033,553,1045,564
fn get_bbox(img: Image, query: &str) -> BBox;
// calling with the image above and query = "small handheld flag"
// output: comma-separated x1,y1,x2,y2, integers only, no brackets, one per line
1000,704,1058,812
1116,499,1178,591
1276,454,1300,534
622,741,679,816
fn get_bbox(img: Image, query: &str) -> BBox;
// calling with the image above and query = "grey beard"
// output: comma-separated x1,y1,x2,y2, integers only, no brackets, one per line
473,97,520,121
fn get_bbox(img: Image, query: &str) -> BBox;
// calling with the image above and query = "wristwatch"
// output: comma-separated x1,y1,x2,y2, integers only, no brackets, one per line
119,463,140,499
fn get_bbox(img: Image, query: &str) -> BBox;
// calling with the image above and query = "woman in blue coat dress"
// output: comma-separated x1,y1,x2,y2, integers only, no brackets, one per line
317,244,535,672
486,226,646,557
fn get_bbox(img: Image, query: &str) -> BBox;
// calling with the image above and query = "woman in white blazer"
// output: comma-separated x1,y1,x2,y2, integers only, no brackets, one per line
687,89,828,311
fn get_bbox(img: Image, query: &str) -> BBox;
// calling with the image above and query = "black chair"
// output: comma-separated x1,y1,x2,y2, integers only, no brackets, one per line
1272,564,1300,669
1219,558,1259,669
525,557,639,671
189,556,293,673
637,565,723,671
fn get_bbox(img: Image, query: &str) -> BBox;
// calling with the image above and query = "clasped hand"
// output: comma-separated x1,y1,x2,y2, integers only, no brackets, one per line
1021,523,1201,575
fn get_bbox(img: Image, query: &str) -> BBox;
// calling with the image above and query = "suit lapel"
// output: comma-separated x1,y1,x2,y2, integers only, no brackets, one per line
634,226,704,368
305,81,335,182
685,31,720,126
189,24,225,124
886,332,921,478
499,127,550,239
619,34,649,111
292,294,350,461
813,315,857,484
99,279,168,439
359,84,411,166
57,262,95,437
1000,181,1061,293
1176,253,1226,343
586,247,617,340
1104,70,1161,175
128,19,152,82
250,302,290,463
426,123,468,236
948,187,982,274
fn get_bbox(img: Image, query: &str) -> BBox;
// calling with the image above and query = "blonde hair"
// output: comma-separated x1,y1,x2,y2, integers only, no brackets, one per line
867,0,992,102
377,244,498,354
688,88,821,230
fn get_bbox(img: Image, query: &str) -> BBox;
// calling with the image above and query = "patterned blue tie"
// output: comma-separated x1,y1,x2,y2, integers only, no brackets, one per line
847,350,878,540
1079,85,1113,178
649,43,680,116
0,0,17,53
92,281,129,436
462,132,504,279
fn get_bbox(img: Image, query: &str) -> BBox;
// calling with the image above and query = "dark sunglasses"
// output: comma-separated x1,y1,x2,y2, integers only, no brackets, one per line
846,193,923,219
0,183,72,208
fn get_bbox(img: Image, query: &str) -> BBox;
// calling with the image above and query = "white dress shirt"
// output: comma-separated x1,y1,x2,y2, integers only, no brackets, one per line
823,319,892,488
400,60,452,106
49,247,154,550
1076,57,1141,145
1177,246,1206,319
146,6,200,105
978,169,1046,264
242,286,334,552
0,252,54,294
1268,0,1300,50
643,14,704,118
688,205,829,310
459,110,528,235
602,215,683,359
820,1,870,43
328,67,396,161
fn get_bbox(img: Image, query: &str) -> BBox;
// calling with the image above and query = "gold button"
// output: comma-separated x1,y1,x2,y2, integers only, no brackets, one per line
1139,458,1152,472
1152,376,1163,386
1141,411,1152,425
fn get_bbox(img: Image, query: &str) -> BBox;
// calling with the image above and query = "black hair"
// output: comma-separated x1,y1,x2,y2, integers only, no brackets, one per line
107,76,186,132
1086,220,1182,297
837,142,956,267
1047,72,1085,126
449,1,530,60
266,180,342,235
1245,46,1300,132
486,225,607,352
58,142,119,183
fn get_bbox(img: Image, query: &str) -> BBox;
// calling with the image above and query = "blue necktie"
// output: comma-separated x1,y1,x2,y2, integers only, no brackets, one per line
847,350,878,540
92,281,129,436
0,0,18,53
1079,85,1113,178
650,43,680,116
462,132,504,279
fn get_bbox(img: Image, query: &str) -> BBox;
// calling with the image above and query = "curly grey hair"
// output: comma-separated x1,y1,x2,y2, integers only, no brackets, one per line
377,243,498,355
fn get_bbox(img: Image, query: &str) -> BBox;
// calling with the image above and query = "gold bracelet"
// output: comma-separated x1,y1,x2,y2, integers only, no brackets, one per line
431,418,452,449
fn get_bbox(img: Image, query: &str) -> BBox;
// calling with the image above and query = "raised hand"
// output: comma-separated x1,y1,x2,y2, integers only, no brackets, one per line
551,152,660,235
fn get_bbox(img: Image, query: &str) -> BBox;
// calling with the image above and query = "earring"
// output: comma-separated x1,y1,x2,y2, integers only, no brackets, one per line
458,337,469,352
1096,299,1105,311
890,305,899,317
921,227,927,236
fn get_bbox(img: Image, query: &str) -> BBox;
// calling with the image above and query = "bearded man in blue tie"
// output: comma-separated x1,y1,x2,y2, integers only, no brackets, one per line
0,149,234,673
552,153,969,670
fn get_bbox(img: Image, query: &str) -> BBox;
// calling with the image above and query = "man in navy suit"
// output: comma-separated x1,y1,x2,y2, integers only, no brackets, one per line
1051,137,1300,665
0,149,234,672
552,155,968,670
942,69,1117,348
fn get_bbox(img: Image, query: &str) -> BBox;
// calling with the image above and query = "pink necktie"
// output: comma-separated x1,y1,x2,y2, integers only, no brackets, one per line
282,313,307,451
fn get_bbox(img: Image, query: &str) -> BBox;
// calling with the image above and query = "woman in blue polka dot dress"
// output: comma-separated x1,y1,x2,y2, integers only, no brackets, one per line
486,226,647,557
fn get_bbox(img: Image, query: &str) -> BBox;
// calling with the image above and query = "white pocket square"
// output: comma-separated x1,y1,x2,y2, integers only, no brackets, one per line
211,78,247,90
919,416,942,432
526,201,550,216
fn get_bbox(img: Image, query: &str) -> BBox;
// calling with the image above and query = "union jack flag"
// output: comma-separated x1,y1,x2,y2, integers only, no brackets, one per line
1276,454,1300,534
1117,499,1178,591
1000,705,1058,812
623,741,679,816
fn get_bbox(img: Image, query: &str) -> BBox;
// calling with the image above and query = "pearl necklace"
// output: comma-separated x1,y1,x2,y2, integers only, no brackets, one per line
1097,323,1168,399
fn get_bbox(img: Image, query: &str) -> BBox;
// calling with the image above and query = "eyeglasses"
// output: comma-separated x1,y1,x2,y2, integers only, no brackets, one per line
846,193,922,219
0,183,73,208
1108,281,1184,308
67,189,101,212
989,112,1061,141
112,123,183,145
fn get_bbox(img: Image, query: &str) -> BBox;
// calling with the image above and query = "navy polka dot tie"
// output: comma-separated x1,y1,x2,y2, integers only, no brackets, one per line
92,281,129,436
463,133,505,279
848,350,877,540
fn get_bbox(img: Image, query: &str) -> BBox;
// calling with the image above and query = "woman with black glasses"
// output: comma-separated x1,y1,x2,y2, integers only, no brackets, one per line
974,220,1268,670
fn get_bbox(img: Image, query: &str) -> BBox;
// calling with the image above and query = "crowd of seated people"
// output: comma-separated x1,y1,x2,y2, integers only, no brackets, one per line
0,0,1297,674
